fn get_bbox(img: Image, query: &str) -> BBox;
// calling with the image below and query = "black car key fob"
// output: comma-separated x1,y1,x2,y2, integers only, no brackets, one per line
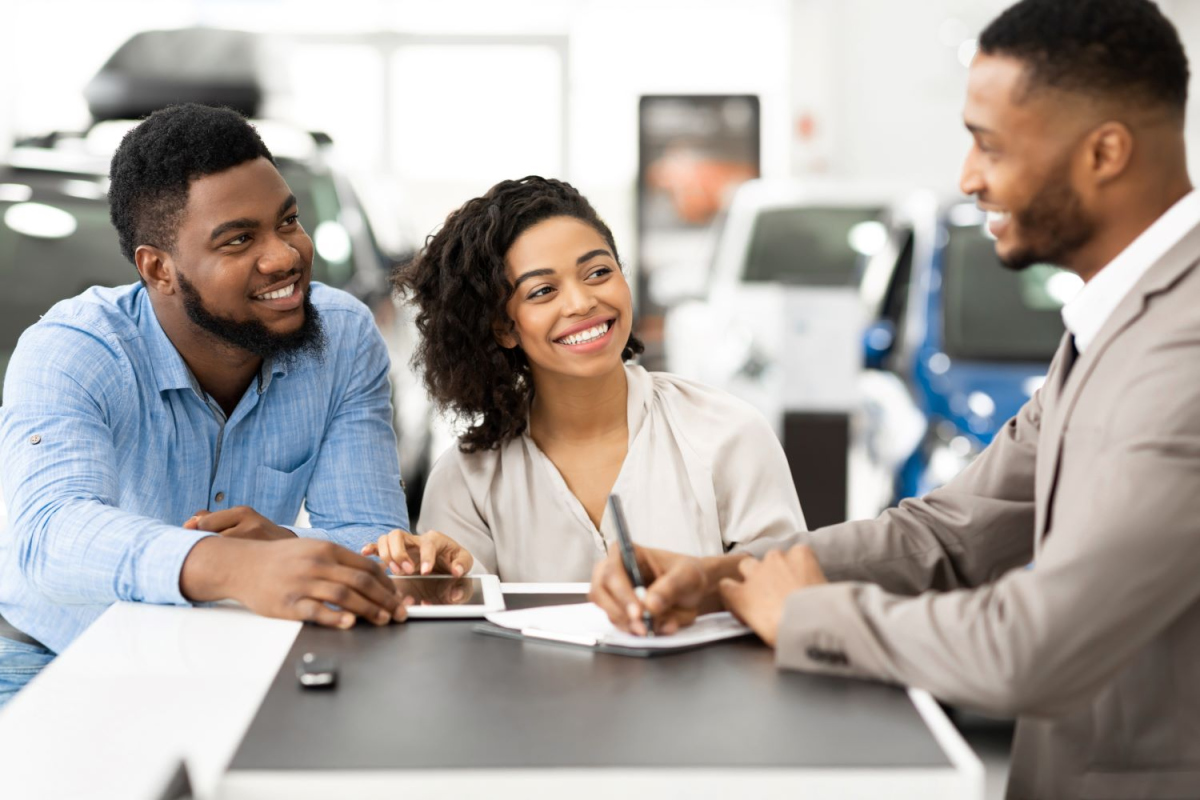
296,652,338,689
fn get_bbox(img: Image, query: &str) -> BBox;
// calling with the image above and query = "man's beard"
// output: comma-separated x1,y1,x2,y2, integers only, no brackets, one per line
177,271,326,363
997,160,1097,272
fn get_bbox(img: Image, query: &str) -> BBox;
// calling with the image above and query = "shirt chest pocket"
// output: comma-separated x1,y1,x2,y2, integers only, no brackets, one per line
255,452,319,526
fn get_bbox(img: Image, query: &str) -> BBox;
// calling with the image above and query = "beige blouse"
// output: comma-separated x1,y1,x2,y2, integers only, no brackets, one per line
416,365,807,581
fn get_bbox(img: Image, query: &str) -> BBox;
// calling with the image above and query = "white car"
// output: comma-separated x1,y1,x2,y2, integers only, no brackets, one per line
656,179,913,525
660,179,901,415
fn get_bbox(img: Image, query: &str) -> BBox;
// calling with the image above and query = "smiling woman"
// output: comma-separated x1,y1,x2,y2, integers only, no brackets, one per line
398,177,642,453
394,177,807,583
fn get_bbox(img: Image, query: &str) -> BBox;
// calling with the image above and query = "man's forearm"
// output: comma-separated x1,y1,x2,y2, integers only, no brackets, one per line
14,497,213,606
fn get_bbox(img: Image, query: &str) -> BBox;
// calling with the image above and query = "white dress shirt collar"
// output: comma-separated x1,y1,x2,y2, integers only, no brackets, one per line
1061,189,1200,353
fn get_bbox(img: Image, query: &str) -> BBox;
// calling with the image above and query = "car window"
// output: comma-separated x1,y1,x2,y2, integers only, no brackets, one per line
0,194,135,377
276,162,356,288
941,223,1077,362
742,205,885,286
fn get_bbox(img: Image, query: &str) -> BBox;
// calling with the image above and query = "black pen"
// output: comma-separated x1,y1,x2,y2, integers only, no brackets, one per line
606,493,655,637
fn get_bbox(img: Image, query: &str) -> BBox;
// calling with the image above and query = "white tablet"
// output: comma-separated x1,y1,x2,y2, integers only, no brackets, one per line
391,574,505,619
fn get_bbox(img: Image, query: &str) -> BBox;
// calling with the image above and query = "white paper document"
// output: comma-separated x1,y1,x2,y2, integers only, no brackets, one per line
484,602,752,650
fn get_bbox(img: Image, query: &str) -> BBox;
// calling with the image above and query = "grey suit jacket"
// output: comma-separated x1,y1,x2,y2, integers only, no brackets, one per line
775,222,1200,799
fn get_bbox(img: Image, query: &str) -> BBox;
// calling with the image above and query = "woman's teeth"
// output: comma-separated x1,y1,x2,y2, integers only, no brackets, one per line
558,321,611,346
256,283,296,301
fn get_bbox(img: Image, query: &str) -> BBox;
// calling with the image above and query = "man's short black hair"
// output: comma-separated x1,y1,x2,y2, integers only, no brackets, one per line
108,103,274,263
979,0,1189,115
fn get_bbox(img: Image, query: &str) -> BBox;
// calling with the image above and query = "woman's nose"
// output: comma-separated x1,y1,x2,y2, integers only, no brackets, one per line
560,281,597,315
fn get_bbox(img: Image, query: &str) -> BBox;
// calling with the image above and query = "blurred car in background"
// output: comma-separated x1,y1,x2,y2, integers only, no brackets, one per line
859,192,1082,501
655,179,901,527
659,179,896,396
0,27,436,520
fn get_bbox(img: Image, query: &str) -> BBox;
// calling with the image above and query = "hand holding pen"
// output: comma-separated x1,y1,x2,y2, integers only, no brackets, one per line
606,494,655,636
589,538,715,636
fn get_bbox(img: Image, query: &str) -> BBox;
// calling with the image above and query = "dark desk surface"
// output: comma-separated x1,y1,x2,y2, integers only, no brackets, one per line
229,594,949,772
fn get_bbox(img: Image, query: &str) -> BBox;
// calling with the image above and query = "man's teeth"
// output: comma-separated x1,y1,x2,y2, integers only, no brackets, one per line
256,283,296,301
987,210,1011,224
559,322,611,346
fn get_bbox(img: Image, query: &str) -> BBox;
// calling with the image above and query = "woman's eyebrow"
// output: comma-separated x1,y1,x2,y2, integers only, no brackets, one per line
576,249,612,265
513,268,555,289
513,249,613,288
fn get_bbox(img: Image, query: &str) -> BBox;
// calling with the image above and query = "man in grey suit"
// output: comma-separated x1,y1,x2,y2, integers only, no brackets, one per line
590,0,1200,796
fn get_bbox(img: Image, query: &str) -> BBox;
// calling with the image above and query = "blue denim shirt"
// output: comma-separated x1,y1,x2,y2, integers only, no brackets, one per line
0,282,408,653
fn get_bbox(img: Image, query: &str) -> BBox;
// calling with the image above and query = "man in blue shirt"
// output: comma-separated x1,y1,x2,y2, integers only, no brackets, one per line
0,104,472,706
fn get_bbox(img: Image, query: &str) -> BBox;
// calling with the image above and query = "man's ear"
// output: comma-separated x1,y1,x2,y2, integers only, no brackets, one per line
134,245,175,294
1086,121,1134,187
494,321,518,349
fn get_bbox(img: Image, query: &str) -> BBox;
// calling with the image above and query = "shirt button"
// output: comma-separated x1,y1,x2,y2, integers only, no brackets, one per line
214,491,226,503
29,434,42,445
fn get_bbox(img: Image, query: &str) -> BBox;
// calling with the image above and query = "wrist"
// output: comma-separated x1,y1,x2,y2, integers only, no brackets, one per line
700,553,750,585
179,536,251,602
696,556,739,614
698,554,753,612
273,524,300,540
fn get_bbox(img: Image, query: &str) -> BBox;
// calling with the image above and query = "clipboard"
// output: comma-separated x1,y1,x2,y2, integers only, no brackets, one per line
471,603,754,658
472,622,718,657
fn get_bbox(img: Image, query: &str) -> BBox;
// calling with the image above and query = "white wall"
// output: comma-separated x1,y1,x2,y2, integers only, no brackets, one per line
789,0,1010,192
789,0,1200,191
0,0,790,256
5,0,1200,241
1161,0,1200,178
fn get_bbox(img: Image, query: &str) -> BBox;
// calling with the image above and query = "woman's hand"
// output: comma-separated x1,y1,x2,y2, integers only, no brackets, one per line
589,545,713,635
360,529,474,577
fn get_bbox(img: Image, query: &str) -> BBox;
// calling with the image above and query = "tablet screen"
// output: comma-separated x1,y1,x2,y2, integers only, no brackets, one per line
390,576,485,606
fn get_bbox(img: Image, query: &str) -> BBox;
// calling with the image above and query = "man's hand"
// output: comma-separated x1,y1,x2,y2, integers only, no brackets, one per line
181,536,406,628
718,546,827,647
589,546,717,636
183,507,296,541
360,529,473,577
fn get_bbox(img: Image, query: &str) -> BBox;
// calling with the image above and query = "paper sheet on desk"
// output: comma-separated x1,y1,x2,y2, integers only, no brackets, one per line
485,603,752,650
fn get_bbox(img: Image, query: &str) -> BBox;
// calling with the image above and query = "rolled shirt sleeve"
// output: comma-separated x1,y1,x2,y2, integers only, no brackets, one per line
298,312,409,550
1,322,213,608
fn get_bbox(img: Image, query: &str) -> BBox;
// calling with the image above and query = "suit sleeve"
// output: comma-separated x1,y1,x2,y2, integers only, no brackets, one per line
794,365,1047,596
775,332,1200,718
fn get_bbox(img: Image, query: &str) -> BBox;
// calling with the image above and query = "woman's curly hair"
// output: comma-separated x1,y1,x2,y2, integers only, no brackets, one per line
395,176,643,453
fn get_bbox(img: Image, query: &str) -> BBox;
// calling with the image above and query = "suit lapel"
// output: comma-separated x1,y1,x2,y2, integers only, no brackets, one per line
1033,221,1200,547
1033,334,1075,543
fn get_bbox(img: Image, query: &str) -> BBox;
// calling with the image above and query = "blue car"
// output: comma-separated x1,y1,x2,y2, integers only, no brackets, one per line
860,193,1082,501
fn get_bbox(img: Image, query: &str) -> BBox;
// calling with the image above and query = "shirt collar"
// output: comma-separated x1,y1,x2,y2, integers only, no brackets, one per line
1061,190,1200,353
521,363,651,445
624,363,652,444
137,287,285,396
